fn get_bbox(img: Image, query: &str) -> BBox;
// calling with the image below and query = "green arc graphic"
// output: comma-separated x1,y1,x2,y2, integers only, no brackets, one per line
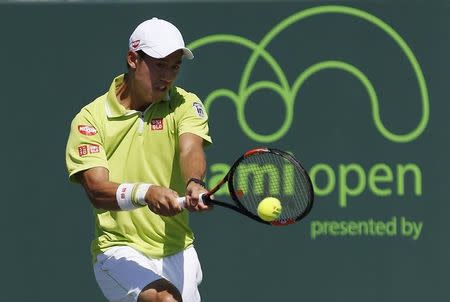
188,5,430,143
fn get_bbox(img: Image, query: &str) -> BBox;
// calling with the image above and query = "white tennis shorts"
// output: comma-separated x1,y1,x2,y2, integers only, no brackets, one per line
93,245,203,302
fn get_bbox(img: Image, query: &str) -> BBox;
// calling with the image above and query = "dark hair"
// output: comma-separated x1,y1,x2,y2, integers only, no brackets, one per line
136,50,148,59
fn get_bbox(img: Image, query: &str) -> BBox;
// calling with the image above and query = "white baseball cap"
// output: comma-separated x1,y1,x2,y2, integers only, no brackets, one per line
129,18,194,60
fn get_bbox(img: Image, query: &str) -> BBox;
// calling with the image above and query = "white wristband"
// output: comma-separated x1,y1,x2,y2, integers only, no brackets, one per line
135,184,152,206
116,183,140,210
116,183,153,210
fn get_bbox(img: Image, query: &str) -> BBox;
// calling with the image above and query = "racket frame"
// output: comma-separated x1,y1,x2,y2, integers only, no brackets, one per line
203,147,314,225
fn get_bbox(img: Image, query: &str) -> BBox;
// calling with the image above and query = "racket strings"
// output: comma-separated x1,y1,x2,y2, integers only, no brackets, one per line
232,152,312,221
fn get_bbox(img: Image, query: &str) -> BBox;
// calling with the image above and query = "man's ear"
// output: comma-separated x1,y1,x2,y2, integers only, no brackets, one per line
127,51,139,69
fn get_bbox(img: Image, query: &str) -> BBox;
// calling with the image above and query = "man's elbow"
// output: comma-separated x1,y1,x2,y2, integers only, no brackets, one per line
83,184,112,210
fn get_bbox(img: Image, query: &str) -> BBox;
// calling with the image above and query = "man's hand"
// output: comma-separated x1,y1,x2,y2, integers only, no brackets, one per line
145,185,183,216
185,182,212,212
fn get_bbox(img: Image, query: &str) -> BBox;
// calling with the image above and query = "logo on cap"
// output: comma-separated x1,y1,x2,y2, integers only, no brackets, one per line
131,40,140,49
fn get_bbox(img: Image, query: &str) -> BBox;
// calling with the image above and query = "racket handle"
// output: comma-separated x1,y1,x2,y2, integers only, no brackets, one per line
177,193,206,208
177,197,187,208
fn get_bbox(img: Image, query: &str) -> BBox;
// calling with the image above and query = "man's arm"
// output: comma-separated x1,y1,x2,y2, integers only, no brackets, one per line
179,133,211,210
79,167,120,210
78,167,183,216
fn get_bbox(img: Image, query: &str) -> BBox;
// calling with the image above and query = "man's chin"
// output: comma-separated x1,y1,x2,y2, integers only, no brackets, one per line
151,92,168,102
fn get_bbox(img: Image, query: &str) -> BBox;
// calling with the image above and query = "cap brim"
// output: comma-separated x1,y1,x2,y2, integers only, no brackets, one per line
141,46,194,60
182,48,194,60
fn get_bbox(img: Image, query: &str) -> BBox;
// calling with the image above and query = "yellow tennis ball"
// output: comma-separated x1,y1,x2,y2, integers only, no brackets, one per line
257,197,282,222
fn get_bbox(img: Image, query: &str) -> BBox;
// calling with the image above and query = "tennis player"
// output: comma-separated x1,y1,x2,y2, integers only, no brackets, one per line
65,18,212,302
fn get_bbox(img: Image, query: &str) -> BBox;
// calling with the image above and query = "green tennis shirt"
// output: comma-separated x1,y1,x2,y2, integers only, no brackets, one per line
65,74,212,260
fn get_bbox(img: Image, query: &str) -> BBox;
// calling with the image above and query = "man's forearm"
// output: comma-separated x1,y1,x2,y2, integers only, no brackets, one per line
179,134,207,184
180,145,206,183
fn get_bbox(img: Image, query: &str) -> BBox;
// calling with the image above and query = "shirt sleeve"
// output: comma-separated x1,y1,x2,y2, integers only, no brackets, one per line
65,109,108,183
176,93,213,145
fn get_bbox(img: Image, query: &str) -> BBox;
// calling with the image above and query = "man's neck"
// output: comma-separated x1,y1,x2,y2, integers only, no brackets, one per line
117,75,152,112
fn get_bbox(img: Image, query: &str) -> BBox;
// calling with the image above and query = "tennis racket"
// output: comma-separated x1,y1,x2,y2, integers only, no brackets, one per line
178,148,314,226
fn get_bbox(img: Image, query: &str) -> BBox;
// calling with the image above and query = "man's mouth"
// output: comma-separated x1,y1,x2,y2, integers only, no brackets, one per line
157,85,167,92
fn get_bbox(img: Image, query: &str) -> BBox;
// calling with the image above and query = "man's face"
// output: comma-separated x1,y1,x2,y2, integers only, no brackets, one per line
133,49,183,103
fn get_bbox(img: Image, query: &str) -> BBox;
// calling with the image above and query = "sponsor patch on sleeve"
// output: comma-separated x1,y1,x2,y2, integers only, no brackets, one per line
89,144,100,154
78,144,101,157
78,145,88,157
78,125,97,136
192,102,206,118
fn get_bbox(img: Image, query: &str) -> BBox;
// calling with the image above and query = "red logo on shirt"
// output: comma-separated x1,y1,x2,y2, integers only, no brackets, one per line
151,118,164,130
78,144,100,157
78,125,97,136
78,145,88,157
89,144,100,154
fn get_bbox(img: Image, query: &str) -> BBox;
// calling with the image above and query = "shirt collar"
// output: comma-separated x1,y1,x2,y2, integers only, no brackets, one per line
105,74,171,118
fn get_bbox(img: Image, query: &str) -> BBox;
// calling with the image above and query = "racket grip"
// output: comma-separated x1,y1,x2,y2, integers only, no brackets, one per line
177,193,206,208
177,197,187,208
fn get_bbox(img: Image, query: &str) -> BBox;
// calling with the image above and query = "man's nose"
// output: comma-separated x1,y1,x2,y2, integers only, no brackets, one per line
161,68,177,83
